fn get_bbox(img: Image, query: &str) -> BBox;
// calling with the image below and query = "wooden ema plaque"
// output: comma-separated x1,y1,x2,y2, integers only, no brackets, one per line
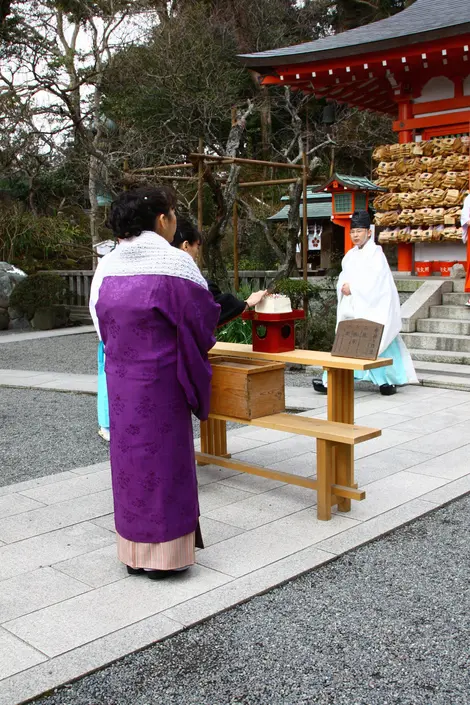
331,319,384,360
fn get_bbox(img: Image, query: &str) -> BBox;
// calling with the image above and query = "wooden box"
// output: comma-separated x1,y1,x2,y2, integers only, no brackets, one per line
209,356,285,420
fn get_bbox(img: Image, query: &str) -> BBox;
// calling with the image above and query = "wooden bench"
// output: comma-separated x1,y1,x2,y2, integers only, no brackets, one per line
197,412,380,521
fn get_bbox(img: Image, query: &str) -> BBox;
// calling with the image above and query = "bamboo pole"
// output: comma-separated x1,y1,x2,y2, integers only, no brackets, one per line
302,151,309,316
154,175,195,182
233,201,239,292
122,159,129,192
302,152,308,282
197,137,204,233
239,178,300,188
132,163,194,173
189,153,304,171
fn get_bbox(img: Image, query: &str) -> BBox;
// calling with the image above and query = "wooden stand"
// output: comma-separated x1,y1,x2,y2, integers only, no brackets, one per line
199,419,230,464
197,342,392,520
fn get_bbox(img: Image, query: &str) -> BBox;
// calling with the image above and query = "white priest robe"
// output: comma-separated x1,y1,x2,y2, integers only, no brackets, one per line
325,237,418,387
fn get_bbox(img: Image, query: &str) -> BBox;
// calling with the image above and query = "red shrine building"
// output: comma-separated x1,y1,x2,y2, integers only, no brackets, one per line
239,0,470,277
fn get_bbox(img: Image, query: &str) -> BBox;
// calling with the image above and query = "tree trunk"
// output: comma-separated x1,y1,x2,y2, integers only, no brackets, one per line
274,179,303,282
200,102,253,291
88,153,100,269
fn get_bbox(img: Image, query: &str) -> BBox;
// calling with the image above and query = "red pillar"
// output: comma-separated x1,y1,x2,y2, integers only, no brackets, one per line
333,217,352,254
396,100,413,273
465,235,470,294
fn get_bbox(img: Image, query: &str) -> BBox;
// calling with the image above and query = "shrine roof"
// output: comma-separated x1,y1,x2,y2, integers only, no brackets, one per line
316,174,386,192
280,186,329,202
239,0,470,70
268,200,332,222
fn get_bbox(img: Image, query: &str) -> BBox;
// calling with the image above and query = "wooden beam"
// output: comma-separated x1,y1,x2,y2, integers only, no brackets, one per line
207,411,381,445
195,452,365,501
239,178,300,187
393,109,470,131
189,153,304,171
210,341,393,371
153,175,194,182
131,163,193,173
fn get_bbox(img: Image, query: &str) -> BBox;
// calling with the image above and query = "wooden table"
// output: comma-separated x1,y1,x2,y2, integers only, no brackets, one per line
201,342,392,515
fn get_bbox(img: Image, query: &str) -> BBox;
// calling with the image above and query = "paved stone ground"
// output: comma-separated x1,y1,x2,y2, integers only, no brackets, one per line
35,494,470,705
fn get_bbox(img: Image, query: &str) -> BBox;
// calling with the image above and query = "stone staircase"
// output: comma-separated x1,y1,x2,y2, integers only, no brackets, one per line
400,279,470,390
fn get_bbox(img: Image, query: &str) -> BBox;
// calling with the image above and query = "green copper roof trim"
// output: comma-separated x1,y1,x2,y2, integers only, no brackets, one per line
315,173,386,192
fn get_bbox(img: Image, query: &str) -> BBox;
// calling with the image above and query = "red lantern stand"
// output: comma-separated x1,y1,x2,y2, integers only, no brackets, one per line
242,309,305,353
315,173,386,256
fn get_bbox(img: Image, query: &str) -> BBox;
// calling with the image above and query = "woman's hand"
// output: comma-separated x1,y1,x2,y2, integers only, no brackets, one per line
341,283,351,296
245,290,268,308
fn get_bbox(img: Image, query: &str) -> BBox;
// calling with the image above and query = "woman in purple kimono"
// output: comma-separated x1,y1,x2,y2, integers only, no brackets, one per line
89,186,220,579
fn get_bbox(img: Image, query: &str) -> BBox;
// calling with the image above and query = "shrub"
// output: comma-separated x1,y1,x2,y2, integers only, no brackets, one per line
9,273,69,319
0,204,91,271
216,285,252,344
296,281,338,351
273,278,319,309
217,316,252,344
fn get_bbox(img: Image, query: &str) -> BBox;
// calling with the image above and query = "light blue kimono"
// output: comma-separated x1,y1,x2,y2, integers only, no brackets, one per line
97,340,109,430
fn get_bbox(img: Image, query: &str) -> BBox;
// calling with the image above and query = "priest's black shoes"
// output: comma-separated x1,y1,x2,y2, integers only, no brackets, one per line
312,379,327,395
379,384,396,396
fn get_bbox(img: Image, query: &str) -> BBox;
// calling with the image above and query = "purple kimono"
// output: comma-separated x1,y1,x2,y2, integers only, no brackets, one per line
93,233,220,545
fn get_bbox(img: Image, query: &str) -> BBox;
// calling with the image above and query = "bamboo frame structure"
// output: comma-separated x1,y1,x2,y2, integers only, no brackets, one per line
129,145,311,301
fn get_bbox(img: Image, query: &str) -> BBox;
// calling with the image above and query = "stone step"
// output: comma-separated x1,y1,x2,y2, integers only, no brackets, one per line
442,292,470,306
413,360,470,378
408,348,470,365
429,305,470,321
403,331,470,353
418,373,470,392
416,318,470,335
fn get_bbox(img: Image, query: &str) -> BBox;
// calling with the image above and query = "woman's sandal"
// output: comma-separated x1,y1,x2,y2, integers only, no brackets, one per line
127,565,189,580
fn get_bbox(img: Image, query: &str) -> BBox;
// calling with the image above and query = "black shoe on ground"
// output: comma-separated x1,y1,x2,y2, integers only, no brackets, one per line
379,384,397,396
127,565,188,579
312,378,328,395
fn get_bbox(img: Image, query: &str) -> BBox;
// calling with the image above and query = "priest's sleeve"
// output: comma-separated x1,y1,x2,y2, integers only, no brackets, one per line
207,280,246,327
176,281,221,421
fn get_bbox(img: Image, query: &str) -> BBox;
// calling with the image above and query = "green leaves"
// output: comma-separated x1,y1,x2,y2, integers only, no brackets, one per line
9,273,70,318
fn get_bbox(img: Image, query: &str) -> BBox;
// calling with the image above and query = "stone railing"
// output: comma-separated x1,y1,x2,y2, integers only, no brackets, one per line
40,270,95,307
44,270,280,307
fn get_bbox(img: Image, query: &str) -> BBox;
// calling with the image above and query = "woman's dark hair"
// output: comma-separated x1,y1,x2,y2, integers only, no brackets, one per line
172,216,202,249
107,186,177,239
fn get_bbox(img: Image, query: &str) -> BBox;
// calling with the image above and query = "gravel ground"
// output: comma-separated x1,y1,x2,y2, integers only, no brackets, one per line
0,387,109,487
0,331,314,389
36,495,470,705
0,332,98,375
0,387,235,487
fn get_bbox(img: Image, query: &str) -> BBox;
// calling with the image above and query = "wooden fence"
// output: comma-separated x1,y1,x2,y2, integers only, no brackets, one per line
43,270,280,307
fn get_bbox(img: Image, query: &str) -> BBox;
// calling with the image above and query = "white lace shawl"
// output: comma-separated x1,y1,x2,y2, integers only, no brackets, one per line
89,230,207,339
